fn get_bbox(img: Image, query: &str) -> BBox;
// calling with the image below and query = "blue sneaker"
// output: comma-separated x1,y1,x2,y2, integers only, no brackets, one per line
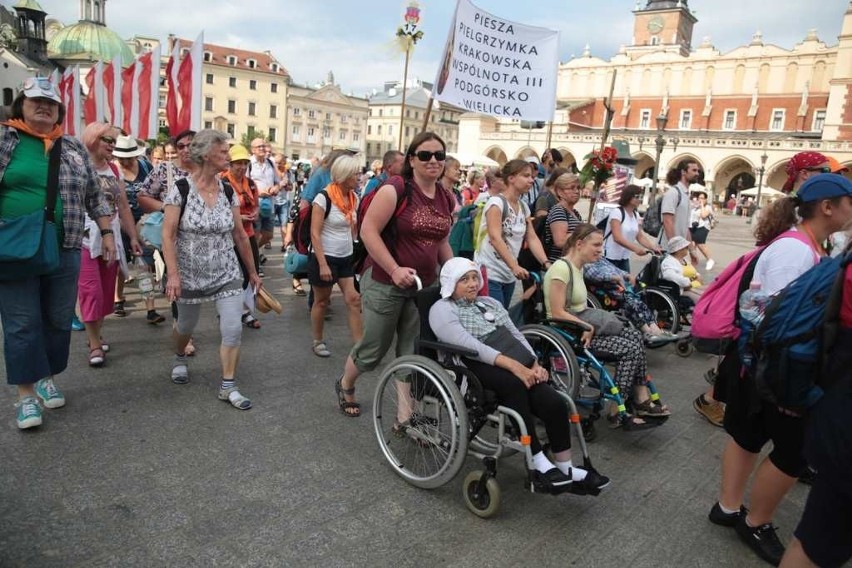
71,315,84,331
15,396,42,429
35,378,65,409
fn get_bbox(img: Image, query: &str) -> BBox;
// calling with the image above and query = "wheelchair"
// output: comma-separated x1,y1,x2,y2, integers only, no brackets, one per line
520,273,670,442
372,280,604,518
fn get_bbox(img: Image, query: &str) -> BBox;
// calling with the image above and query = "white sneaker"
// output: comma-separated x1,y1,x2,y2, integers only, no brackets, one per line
705,259,715,271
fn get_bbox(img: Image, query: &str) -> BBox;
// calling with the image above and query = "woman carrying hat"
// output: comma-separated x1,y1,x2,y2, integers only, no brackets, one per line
0,77,118,429
429,258,610,494
113,134,163,324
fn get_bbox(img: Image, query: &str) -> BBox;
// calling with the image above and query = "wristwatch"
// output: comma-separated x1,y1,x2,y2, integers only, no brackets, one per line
100,228,114,237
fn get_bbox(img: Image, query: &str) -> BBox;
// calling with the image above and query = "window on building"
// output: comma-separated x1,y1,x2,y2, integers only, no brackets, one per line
227,55,236,66
308,109,316,119
205,73,213,85
723,110,736,130
369,109,373,117
203,52,211,62
227,100,236,114
247,59,256,69
388,125,393,137
292,125,301,141
229,77,236,88
813,109,827,132
268,127,277,142
249,80,257,90
158,94,166,109
159,118,166,128
270,105,278,119
227,123,235,137
325,112,331,120
770,109,785,131
405,126,410,138
378,109,383,117
415,111,419,120
293,107,301,116
271,63,279,73
679,109,692,130
204,97,213,112
366,142,371,154
367,125,372,135
248,102,256,116
307,127,316,143
406,109,410,118
377,125,382,135
271,83,278,93
650,36,659,46
341,115,348,123
181,48,189,58
247,125,256,138
353,132,360,142
640,109,651,129
339,131,346,141
322,127,330,139
204,121,212,129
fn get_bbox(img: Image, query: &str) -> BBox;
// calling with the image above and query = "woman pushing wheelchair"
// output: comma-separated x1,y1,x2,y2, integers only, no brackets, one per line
429,258,610,495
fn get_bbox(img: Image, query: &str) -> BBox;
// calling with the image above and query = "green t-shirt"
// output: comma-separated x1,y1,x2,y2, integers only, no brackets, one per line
543,258,587,317
0,133,64,243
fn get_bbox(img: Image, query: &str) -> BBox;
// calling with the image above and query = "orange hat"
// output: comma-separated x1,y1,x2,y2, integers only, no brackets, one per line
827,156,849,174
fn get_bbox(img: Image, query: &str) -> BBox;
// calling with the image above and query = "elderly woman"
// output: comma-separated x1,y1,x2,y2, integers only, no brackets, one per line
0,77,117,429
78,122,142,367
544,173,584,261
430,258,610,494
335,132,455,417
161,129,261,410
308,154,363,357
461,169,485,205
543,223,670,429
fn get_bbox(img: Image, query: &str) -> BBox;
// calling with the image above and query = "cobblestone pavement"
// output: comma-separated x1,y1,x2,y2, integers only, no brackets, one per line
0,214,803,567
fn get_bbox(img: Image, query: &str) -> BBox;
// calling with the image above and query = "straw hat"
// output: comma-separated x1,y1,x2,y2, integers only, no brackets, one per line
112,135,146,159
255,287,282,314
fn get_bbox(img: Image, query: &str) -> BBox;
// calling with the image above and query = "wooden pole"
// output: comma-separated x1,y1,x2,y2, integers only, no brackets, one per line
421,96,433,132
545,121,553,151
398,46,411,151
586,70,617,222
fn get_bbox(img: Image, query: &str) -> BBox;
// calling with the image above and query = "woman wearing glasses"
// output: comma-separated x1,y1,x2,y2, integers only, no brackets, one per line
78,122,142,367
603,184,661,272
334,132,455,417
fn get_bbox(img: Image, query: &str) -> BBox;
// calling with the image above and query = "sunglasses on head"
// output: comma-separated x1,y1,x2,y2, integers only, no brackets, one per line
99,136,116,145
805,166,832,174
23,77,55,91
413,150,446,162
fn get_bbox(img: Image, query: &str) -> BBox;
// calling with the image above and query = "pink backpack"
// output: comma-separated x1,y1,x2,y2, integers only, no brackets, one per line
692,230,813,354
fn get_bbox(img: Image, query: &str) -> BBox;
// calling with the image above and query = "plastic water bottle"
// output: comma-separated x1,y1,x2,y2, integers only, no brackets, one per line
133,257,155,300
739,281,769,326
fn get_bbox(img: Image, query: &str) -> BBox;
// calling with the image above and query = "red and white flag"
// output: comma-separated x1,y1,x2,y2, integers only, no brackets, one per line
58,65,82,137
165,40,180,135
121,44,161,140
83,61,104,124
169,31,204,135
102,55,123,126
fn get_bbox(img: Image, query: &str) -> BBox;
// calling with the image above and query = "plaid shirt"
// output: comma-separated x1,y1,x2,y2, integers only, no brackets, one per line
454,296,512,340
0,125,111,250
139,161,190,201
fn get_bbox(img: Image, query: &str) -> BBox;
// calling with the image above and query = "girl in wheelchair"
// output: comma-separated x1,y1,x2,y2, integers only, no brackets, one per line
429,258,610,494
543,224,672,428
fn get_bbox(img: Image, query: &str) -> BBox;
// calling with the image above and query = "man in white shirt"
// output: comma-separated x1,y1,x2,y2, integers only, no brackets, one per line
249,138,281,256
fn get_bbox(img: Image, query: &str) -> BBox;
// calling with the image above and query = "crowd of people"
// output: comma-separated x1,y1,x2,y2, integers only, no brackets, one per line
2,77,851,568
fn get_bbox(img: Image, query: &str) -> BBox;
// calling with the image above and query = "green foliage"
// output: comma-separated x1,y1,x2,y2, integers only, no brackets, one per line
241,129,267,149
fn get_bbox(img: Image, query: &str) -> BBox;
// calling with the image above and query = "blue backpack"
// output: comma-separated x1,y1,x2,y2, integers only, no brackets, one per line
750,251,851,412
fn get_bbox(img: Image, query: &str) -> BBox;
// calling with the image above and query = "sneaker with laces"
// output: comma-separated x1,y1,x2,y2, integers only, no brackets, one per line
15,396,42,429
735,517,785,566
35,378,65,409
709,502,748,527
705,259,716,271
693,394,725,427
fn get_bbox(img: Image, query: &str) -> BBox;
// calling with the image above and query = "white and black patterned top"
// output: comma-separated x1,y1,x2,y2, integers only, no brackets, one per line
163,179,242,304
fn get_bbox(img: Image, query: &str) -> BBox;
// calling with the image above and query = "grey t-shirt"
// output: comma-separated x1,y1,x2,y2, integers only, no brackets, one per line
660,182,690,244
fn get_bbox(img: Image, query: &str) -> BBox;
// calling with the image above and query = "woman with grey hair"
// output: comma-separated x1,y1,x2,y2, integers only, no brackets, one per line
308,154,363,357
161,129,261,410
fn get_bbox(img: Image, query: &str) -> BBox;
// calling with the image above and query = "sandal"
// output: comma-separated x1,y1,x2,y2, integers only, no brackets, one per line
292,281,307,296
219,386,252,410
242,313,262,329
392,417,433,447
607,413,659,431
171,355,189,384
184,339,196,357
88,347,105,367
634,399,672,417
113,300,127,317
100,337,110,353
313,341,331,358
335,376,360,417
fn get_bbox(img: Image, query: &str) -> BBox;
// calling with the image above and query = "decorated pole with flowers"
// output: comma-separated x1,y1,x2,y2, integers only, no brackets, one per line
397,2,424,150
585,70,617,221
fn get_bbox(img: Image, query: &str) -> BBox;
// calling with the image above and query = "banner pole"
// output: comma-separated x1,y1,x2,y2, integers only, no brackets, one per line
398,46,411,151
587,69,617,222
421,96,433,132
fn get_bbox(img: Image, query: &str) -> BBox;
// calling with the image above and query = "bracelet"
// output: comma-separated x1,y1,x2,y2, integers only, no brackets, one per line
100,228,114,237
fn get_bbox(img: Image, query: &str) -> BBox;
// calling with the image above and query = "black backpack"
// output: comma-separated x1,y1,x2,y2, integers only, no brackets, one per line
293,190,331,255
643,188,681,238
176,178,235,222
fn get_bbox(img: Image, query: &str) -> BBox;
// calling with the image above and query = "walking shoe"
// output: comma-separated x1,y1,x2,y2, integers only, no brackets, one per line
35,378,65,409
693,394,725,427
146,310,166,325
71,315,85,331
259,254,268,265
709,502,748,527
15,396,42,429
579,469,611,492
218,386,252,410
532,468,573,492
735,517,785,566
171,354,189,384
113,300,127,317
705,259,716,271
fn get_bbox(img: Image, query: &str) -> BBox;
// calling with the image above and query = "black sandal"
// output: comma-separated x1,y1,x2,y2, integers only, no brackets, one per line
292,281,307,296
242,313,261,329
335,376,360,417
608,413,659,431
634,399,671,417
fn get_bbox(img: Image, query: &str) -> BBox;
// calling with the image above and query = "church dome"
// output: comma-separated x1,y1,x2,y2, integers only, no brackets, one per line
47,20,133,66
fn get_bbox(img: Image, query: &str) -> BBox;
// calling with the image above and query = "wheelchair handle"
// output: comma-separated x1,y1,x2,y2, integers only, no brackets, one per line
413,274,423,291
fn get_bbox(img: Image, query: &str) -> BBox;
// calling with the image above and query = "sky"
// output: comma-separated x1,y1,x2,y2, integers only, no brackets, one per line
31,0,848,96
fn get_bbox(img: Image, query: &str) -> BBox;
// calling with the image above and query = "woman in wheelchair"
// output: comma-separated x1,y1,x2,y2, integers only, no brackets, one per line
543,224,671,427
429,258,610,494
661,236,702,303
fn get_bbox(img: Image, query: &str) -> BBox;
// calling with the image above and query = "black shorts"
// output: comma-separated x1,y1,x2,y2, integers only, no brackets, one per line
722,373,807,477
308,253,354,287
794,472,852,568
690,226,709,244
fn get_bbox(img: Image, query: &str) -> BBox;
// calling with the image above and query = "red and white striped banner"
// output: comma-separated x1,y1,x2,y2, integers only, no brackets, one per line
120,44,161,140
83,61,104,125
167,31,204,135
102,55,122,126
58,65,81,137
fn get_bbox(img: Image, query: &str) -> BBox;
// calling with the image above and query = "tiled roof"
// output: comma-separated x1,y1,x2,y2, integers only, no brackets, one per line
173,38,288,78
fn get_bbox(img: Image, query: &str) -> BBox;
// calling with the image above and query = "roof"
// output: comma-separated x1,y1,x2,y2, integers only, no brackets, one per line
47,21,134,66
173,38,288,78
369,86,431,108
13,0,45,12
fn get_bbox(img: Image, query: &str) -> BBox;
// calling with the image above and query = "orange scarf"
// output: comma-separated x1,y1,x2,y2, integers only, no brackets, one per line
223,171,255,208
2,119,63,154
326,182,357,226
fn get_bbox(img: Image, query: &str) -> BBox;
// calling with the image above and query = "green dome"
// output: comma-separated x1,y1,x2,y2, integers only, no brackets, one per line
47,21,133,66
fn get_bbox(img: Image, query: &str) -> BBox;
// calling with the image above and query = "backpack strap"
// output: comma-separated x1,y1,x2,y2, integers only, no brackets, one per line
44,137,63,223
316,189,332,220
602,206,626,242
177,177,235,222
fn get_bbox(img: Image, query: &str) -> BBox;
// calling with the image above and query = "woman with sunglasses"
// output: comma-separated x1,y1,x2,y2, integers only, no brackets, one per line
543,223,670,429
77,122,143,367
603,184,661,272
334,132,455,417
0,78,119,429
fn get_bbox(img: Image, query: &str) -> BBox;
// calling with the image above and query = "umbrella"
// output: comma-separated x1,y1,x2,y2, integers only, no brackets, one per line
633,177,654,188
740,186,784,198
448,152,499,168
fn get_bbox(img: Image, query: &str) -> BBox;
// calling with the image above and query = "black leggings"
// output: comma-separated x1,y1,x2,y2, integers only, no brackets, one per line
463,359,571,454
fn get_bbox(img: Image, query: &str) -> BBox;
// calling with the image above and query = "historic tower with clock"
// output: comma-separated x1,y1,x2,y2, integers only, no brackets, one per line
631,0,697,57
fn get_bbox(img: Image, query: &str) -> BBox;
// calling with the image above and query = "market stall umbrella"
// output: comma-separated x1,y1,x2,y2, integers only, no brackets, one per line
740,185,785,205
448,152,499,168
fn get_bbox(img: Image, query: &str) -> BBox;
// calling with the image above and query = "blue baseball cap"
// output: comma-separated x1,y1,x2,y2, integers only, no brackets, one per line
796,173,852,202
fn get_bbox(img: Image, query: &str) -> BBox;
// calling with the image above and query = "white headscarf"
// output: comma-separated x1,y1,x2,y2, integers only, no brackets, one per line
439,257,485,299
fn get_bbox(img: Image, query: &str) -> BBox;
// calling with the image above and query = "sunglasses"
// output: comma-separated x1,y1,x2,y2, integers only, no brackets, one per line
805,166,832,174
176,142,192,150
100,136,116,145
413,150,446,162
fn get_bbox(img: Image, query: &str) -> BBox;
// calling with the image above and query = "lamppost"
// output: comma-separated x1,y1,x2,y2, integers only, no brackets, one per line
650,113,667,205
749,151,769,224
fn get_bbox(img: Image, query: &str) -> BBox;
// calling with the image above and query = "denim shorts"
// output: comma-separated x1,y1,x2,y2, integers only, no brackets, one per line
273,202,290,228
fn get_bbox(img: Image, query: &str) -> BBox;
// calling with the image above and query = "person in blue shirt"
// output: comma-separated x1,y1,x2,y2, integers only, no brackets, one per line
362,150,404,197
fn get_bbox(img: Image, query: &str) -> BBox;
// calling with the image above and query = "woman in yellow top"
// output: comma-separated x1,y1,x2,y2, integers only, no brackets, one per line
543,223,670,429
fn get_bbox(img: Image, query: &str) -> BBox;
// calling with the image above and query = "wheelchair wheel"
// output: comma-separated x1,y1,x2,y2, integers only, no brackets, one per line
373,355,469,490
676,339,694,357
519,324,580,400
586,295,602,309
462,470,501,518
643,287,681,335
